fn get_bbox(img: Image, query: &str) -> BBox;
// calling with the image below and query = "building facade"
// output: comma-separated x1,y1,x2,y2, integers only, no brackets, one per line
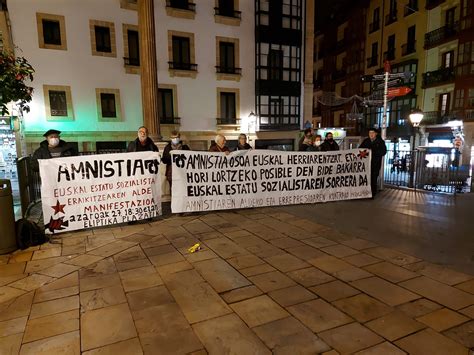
3,0,314,155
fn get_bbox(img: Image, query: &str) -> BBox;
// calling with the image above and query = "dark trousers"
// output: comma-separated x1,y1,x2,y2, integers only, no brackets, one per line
371,161,382,196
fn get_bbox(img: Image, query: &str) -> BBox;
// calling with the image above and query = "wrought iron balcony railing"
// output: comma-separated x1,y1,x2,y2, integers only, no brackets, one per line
401,41,416,56
424,22,459,49
422,67,455,88
166,0,195,12
215,66,242,75
168,62,198,71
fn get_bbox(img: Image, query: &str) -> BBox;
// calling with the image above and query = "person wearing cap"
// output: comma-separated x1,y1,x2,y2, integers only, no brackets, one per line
161,130,190,189
31,129,78,171
359,127,387,197
127,126,159,153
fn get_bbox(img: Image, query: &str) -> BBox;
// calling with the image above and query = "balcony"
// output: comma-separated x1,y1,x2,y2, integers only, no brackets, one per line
215,66,242,75
404,5,418,17
160,116,181,125
123,57,139,66
421,111,453,125
369,21,380,33
332,69,347,81
384,49,395,61
385,11,397,25
426,0,446,10
422,67,455,88
168,62,198,71
367,56,378,68
214,7,241,18
401,41,416,56
166,0,195,11
424,22,459,49
216,117,240,125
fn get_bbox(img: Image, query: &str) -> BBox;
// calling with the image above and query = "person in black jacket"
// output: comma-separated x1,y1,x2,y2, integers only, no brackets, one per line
235,134,252,150
127,126,159,153
32,129,78,171
161,130,190,188
359,128,387,197
320,132,339,151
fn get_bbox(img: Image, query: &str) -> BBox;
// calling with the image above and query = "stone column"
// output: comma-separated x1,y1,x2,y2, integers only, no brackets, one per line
138,0,161,140
303,0,315,127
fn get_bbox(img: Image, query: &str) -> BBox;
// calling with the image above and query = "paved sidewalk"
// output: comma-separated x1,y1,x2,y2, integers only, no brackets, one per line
0,208,473,354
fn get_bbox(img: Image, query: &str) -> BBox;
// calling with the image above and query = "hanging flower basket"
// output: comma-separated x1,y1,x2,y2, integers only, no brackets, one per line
0,50,35,116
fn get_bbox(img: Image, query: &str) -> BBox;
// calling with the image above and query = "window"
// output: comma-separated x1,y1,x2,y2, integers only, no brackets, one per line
165,0,195,19
386,34,395,60
454,89,464,108
90,20,116,57
219,42,235,72
123,24,139,73
95,26,111,53
373,7,380,25
405,0,418,15
168,31,196,77
220,92,236,122
169,0,191,10
49,91,67,116
172,36,190,67
43,85,74,121
95,89,122,121
268,49,283,80
438,93,450,115
159,89,174,122
42,20,61,45
402,25,416,55
442,51,454,68
469,89,474,107
100,93,116,117
217,0,235,17
456,41,474,76
445,7,456,27
269,1,282,28
127,30,139,65
217,88,240,125
36,13,67,50
368,42,378,67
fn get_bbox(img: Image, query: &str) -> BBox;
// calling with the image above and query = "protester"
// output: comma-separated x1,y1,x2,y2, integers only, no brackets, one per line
32,129,78,171
307,134,323,152
359,127,387,197
320,132,339,151
235,134,252,151
209,134,230,154
162,130,190,188
298,128,313,151
127,126,159,152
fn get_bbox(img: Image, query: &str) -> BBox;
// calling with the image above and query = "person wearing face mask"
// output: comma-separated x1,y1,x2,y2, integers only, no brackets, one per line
31,129,78,171
320,132,340,152
307,135,323,152
162,130,190,188
127,126,159,153
298,128,314,151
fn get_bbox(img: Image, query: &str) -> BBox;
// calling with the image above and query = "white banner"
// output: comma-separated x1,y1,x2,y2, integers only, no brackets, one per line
39,151,161,234
171,149,372,213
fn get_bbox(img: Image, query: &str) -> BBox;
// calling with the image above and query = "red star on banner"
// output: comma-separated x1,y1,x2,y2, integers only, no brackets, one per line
51,200,66,215
358,150,369,159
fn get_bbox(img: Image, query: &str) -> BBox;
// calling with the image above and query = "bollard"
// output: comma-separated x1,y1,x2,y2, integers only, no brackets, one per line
0,179,17,254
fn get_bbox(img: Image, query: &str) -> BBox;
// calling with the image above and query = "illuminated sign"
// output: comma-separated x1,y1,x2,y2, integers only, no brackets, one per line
317,128,346,140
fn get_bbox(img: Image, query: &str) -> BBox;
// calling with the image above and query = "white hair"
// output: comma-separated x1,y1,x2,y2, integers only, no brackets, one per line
215,134,225,144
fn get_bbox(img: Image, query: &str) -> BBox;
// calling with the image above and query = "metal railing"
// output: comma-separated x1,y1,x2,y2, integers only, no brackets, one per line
367,56,378,68
385,11,397,25
215,66,242,75
383,149,468,194
424,22,459,48
124,57,140,66
369,21,380,33
166,0,195,11
168,62,198,71
216,117,240,125
214,7,241,18
422,67,455,88
401,41,416,56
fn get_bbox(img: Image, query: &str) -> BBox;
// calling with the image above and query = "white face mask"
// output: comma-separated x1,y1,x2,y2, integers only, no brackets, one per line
48,138,59,147
314,140,321,147
171,138,180,145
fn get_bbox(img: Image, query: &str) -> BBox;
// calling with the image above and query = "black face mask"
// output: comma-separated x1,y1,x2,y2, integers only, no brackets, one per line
327,138,334,142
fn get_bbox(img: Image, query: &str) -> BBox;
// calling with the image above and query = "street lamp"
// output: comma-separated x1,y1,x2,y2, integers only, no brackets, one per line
408,108,424,188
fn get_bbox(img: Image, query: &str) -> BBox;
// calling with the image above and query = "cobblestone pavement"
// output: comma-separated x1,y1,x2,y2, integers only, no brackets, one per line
0,208,473,354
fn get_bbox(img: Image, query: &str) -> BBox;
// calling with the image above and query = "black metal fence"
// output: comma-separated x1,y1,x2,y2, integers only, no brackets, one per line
383,149,469,194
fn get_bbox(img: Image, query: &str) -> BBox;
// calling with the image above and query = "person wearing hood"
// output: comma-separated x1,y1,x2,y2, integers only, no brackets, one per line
235,134,252,150
31,129,78,171
127,126,159,153
162,130,190,188
320,132,339,151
